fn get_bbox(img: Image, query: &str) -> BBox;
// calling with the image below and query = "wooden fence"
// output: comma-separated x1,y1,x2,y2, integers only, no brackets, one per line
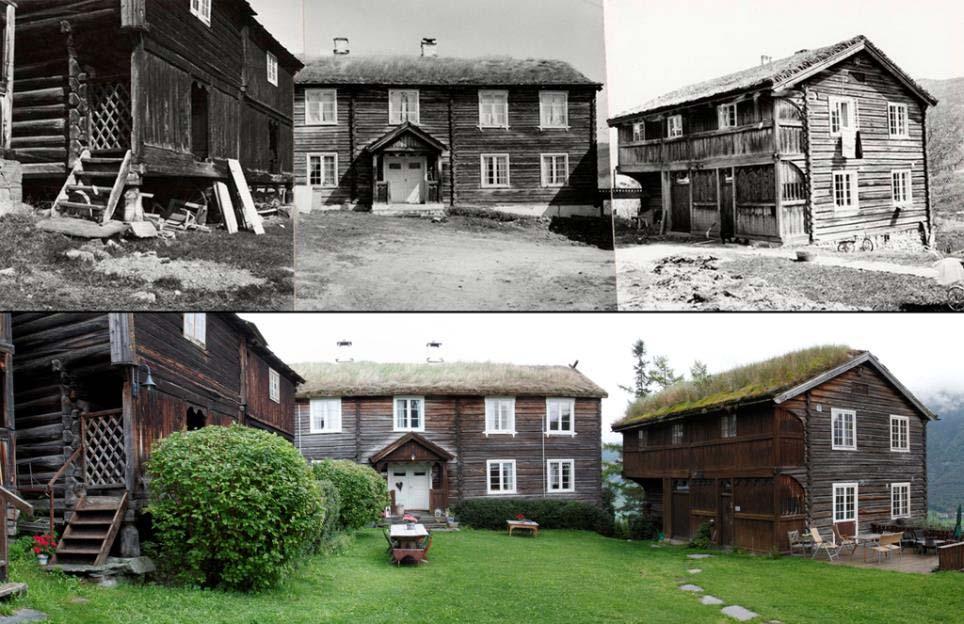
939,542,964,572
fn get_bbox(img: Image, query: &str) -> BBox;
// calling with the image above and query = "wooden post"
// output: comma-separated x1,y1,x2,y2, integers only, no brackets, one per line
349,91,357,202
731,166,738,237
662,477,672,538
0,487,32,583
661,170,672,233
715,168,722,240
441,460,449,510
1,3,15,152
448,91,456,207
921,105,933,246
687,168,694,235
773,98,784,242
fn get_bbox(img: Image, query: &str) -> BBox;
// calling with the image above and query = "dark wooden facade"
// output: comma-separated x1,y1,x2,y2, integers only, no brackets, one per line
609,36,937,245
0,313,14,492
616,354,934,553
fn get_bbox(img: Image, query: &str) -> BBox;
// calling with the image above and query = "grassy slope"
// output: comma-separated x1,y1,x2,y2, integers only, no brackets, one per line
6,530,963,624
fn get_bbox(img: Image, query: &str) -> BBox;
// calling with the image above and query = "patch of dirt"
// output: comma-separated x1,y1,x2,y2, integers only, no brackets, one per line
94,253,266,292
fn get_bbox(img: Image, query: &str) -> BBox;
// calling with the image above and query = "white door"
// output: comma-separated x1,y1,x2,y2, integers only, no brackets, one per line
386,156,425,204
389,463,431,510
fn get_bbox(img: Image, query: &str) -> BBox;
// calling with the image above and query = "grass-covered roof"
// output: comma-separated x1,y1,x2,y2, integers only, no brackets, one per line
615,346,861,428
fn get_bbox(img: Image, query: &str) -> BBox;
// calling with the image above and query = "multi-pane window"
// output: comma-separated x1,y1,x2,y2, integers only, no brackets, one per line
546,398,575,435
481,154,510,188
183,313,206,347
540,91,569,128
668,115,683,138
266,52,278,86
888,103,909,137
308,153,337,188
394,397,424,431
309,398,342,433
190,0,212,26
269,368,280,403
832,170,859,213
541,154,569,187
829,96,858,136
833,483,858,523
890,415,910,452
547,459,575,493
485,398,516,435
389,90,420,125
632,122,645,142
718,103,738,129
305,89,337,125
487,460,516,494
831,408,857,450
891,482,910,519
891,170,912,207
638,429,648,447
721,414,737,439
479,90,509,128
671,423,684,445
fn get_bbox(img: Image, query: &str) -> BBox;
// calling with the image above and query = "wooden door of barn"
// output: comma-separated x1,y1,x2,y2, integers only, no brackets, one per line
82,410,127,489
719,479,735,546
88,78,133,153
671,177,691,233
671,485,690,539
719,169,735,241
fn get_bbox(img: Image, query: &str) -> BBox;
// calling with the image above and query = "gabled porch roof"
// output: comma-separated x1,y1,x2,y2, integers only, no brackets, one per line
366,122,448,154
369,432,454,471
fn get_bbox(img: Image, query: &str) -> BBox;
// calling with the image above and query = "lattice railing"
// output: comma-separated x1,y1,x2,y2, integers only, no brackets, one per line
83,412,126,488
88,80,132,152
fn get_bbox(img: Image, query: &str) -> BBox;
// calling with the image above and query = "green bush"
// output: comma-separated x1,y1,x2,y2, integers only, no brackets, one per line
689,521,713,550
147,425,325,592
452,499,613,534
311,459,389,530
316,478,342,546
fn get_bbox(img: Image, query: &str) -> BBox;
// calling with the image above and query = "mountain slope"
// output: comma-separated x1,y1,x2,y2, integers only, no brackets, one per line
927,394,964,514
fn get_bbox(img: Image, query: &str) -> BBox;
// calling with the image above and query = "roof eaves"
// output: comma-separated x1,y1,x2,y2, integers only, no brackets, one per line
611,395,774,432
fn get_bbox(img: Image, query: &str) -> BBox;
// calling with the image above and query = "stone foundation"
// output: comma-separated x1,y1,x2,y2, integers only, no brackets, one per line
0,159,23,216
815,225,928,252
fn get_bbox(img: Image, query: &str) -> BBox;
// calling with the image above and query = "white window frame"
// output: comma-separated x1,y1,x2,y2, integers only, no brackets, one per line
890,415,910,453
183,313,206,348
891,482,911,519
266,52,278,87
190,0,212,27
309,398,342,434
547,459,575,494
831,407,857,451
480,153,510,189
393,396,425,432
667,115,683,138
832,170,859,215
486,459,517,495
269,368,280,404
539,91,569,129
632,122,645,142
484,397,517,436
540,153,569,188
718,103,738,129
638,429,648,447
887,102,909,138
721,414,737,439
307,152,338,188
389,89,420,125
478,90,509,129
305,89,338,126
832,482,858,526
671,423,684,445
891,169,913,207
545,398,576,436
829,96,859,137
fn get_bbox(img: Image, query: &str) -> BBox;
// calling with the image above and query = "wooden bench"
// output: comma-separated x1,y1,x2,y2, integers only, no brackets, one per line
507,520,540,537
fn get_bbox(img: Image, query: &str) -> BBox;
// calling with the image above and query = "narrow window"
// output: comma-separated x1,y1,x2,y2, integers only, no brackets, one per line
637,429,648,447
832,170,859,214
831,408,857,450
190,0,212,26
540,154,569,187
632,122,645,142
183,313,206,347
891,170,912,207
481,154,510,188
266,52,279,87
833,482,858,524
829,97,858,136
485,398,516,435
546,398,575,435
479,90,509,128
890,415,910,452
389,89,420,125
718,103,738,129
487,460,517,494
668,115,683,138
308,153,338,188
269,368,280,403
540,91,569,129
888,103,909,138
721,414,737,439
309,398,342,433
671,422,684,445
305,89,338,125
547,459,575,493
394,397,425,432
891,483,910,519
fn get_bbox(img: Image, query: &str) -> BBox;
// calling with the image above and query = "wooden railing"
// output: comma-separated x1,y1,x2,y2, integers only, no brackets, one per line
624,434,777,476
619,125,775,168
45,445,84,533
939,542,964,572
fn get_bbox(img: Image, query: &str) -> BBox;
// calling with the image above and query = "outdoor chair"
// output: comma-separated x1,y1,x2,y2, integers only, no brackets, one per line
832,523,859,557
809,528,841,561
871,533,902,563
787,530,809,556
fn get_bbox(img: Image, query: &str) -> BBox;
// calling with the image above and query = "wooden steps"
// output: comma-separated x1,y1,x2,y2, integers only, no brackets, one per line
52,493,127,566
50,150,133,224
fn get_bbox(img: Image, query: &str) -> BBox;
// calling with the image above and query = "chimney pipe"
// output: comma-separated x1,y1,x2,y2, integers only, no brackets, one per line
333,37,350,56
421,37,438,58
760,55,772,66
336,340,354,363
425,341,444,363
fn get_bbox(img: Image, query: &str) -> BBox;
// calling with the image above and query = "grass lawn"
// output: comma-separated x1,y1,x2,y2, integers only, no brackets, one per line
5,530,962,624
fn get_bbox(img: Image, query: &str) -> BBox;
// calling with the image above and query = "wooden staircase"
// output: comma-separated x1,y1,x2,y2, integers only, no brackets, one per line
51,149,133,223
52,493,127,566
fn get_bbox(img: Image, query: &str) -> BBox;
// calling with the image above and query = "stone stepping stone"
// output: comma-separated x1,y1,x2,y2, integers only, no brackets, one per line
701,596,724,606
722,605,759,621
687,568,702,574
678,584,704,592
0,610,48,623
687,553,713,559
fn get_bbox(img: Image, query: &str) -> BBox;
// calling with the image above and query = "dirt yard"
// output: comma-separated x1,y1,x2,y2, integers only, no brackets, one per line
0,212,294,310
295,212,618,311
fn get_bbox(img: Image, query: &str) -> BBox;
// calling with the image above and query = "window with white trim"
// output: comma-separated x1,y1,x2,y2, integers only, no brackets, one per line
485,398,516,435
546,398,575,435
269,368,280,403
831,408,857,450
638,429,648,447
891,170,912,207
481,154,510,188
190,0,212,26
394,397,425,432
308,153,338,188
833,482,858,523
721,414,737,439
832,170,859,214
667,115,683,138
540,91,569,129
829,96,858,136
309,398,342,433
487,459,516,494
891,482,910,519
183,313,206,347
479,90,509,128
718,103,737,129
632,122,645,142
671,423,684,446
547,459,575,493
389,89,420,125
890,415,910,452
305,89,337,125
266,52,278,87
541,154,569,187
888,103,909,138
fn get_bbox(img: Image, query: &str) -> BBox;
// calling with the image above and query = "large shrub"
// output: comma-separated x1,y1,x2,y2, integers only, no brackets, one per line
316,478,342,546
452,499,613,535
147,425,325,592
311,459,389,530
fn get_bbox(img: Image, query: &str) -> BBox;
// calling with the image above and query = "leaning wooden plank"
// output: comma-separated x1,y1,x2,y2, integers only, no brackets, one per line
37,217,128,239
227,159,265,235
103,150,133,224
214,182,238,234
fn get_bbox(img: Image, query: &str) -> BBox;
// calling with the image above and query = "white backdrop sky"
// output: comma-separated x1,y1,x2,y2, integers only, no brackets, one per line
242,313,964,443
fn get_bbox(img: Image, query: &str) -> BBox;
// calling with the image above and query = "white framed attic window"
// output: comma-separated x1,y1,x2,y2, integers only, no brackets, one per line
888,103,909,138
546,398,575,436
891,482,911,519
309,398,342,433
266,52,279,86
539,91,569,129
891,170,913,207
269,368,280,403
890,415,910,452
485,397,516,435
481,154,510,188
487,459,517,495
831,407,857,450
667,115,683,138
718,103,738,129
541,153,569,187
394,396,425,432
305,89,338,125
183,313,207,348
389,89,420,125
190,0,212,27
308,153,338,188
829,96,858,136
547,459,575,493
632,122,645,142
832,170,859,215
479,90,509,128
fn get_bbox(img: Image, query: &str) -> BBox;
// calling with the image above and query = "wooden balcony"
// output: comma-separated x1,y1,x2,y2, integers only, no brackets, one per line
624,434,778,478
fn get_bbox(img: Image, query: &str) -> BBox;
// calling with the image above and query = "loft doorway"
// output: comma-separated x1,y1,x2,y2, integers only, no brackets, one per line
191,82,210,161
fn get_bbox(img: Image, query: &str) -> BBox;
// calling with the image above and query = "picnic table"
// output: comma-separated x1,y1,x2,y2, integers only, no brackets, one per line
390,524,431,565
507,520,540,537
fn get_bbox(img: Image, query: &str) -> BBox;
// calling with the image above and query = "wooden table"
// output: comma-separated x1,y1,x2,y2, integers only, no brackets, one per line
856,533,883,562
389,524,430,565
507,520,540,537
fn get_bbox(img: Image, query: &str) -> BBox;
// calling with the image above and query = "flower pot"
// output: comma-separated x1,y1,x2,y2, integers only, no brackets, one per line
38,554,49,566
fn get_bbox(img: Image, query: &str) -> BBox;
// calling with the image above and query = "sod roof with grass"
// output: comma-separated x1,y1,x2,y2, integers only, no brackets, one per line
294,362,608,399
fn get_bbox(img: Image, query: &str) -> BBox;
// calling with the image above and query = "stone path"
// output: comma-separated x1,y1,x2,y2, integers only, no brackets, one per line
722,605,760,621
675,554,760,621
687,553,713,559
678,584,703,592
700,596,724,606
687,568,702,574
0,610,47,623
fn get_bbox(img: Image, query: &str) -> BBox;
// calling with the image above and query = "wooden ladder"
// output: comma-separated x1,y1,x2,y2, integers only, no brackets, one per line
52,492,128,567
51,150,133,224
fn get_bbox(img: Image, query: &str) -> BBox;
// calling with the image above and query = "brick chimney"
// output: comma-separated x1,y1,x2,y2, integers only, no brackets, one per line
333,37,350,56
421,38,438,58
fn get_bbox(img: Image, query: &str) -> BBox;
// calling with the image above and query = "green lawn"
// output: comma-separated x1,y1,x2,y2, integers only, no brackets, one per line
4,530,962,624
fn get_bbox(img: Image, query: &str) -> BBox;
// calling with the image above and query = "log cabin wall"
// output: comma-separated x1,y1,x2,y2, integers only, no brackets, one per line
0,313,14,491
242,345,296,439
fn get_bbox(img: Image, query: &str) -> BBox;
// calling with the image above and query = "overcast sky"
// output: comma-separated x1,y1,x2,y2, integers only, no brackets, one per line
243,313,964,443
